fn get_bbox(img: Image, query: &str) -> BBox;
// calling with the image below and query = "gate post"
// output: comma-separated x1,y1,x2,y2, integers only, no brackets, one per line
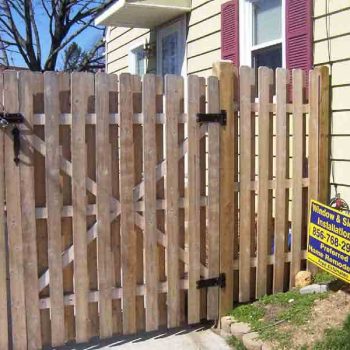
213,61,238,317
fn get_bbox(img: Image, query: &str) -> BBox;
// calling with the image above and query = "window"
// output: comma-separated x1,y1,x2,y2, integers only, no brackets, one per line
240,0,285,70
129,43,146,76
157,17,186,76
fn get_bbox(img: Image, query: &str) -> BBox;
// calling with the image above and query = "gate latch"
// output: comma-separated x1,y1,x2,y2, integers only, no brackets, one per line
197,110,227,126
197,273,226,289
0,113,24,166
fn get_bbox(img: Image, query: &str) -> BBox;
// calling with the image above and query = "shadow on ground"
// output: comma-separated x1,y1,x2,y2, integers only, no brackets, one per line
46,321,217,349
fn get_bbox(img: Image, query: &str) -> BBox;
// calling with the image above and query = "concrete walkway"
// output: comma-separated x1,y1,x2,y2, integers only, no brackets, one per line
54,324,232,350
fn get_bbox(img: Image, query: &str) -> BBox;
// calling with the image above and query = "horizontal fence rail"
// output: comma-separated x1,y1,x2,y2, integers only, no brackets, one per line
0,63,329,349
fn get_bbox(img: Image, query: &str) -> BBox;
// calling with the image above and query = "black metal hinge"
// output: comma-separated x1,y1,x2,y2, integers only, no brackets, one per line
197,110,227,126
197,273,226,289
0,113,24,166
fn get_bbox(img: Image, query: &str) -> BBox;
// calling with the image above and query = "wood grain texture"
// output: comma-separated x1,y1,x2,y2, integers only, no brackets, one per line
187,75,201,324
119,73,137,334
19,71,42,350
95,73,113,338
4,71,28,350
238,66,255,303
71,72,93,342
256,67,273,298
165,75,183,328
290,69,304,287
44,72,65,346
212,61,236,314
0,72,9,350
274,68,289,292
143,74,159,331
206,76,220,320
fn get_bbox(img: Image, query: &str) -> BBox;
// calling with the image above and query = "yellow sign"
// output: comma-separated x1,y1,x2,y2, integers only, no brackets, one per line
307,199,350,283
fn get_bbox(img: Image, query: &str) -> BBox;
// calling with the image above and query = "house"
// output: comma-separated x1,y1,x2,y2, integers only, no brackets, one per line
96,0,350,206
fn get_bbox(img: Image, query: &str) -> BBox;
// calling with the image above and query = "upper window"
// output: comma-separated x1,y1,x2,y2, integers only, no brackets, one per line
240,0,285,70
157,17,186,76
129,44,146,76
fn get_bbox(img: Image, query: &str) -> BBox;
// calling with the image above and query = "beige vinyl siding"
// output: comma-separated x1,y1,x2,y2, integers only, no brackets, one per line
314,0,350,201
105,0,227,77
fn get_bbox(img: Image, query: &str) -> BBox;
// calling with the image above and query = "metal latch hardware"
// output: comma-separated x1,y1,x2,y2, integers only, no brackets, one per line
197,110,227,126
0,113,24,166
196,273,226,289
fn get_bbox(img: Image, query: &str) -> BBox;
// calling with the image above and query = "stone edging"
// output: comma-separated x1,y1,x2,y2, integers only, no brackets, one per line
220,316,272,350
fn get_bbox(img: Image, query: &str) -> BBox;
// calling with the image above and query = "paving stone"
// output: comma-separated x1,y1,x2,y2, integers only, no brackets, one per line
220,316,235,333
230,322,251,340
300,283,328,295
242,332,263,350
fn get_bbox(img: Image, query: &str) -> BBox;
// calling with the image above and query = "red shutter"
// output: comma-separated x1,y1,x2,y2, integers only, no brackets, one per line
221,0,239,66
286,0,313,73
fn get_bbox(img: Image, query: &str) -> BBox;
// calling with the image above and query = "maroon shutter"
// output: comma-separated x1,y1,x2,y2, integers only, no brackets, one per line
286,0,313,73
221,0,239,66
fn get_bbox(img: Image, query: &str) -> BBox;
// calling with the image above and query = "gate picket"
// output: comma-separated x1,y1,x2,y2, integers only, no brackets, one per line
119,73,137,334
71,72,93,342
0,72,9,350
165,75,183,328
95,73,113,338
143,74,159,331
187,75,201,324
44,72,65,347
19,71,42,350
4,71,28,350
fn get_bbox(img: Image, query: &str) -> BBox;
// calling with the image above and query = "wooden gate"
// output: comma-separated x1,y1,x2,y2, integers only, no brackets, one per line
0,70,220,349
0,62,329,349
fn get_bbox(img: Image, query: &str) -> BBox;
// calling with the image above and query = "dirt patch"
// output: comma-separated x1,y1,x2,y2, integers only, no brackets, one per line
266,289,350,349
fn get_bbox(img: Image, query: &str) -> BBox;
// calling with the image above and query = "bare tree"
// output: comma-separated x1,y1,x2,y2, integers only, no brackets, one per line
0,0,113,71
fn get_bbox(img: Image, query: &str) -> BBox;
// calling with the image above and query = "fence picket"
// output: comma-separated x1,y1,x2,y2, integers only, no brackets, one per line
156,76,167,328
239,66,255,302
58,73,75,342
119,73,137,334
95,72,113,338
143,74,159,331
4,71,27,350
187,75,201,324
44,72,65,346
165,75,183,328
0,72,9,350
291,69,305,286
256,67,273,298
274,68,289,293
19,71,42,350
71,72,93,342
207,76,220,320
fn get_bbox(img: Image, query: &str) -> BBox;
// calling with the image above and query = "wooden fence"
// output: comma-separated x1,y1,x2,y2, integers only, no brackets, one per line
0,62,329,349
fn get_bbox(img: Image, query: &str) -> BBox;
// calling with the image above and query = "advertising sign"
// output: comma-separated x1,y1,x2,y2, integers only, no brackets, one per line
307,199,350,283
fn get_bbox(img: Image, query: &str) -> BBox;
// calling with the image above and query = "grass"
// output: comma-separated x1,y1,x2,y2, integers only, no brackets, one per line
313,271,337,284
227,336,246,350
228,287,330,349
312,315,350,350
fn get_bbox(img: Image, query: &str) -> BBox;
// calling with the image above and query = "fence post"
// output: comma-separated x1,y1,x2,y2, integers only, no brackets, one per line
317,66,330,203
213,61,237,317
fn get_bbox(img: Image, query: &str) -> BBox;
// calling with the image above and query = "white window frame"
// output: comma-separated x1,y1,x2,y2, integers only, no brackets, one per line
239,0,286,68
128,39,147,75
156,16,187,77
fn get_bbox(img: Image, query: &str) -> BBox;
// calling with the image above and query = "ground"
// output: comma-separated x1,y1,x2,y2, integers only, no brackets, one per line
54,324,231,350
228,272,350,350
